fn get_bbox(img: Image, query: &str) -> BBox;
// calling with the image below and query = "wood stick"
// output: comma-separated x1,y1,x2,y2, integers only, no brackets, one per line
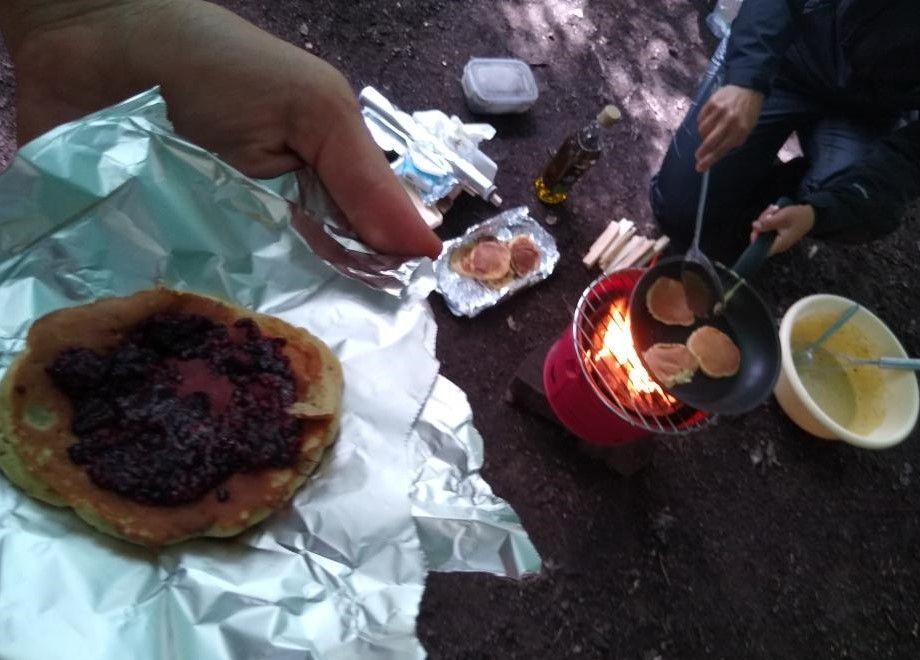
582,220,621,269
596,218,635,266
635,236,670,268
603,237,639,273
607,236,653,272
627,239,657,270
606,236,639,271
598,222,635,271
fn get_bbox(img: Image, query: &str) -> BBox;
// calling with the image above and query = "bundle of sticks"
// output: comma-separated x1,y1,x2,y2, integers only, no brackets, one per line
582,219,670,273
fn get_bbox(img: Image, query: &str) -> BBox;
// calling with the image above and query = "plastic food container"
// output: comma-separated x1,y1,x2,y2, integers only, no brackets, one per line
774,294,919,449
462,58,539,114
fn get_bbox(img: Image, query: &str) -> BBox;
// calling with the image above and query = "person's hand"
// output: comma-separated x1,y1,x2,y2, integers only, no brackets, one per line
695,85,764,172
750,203,815,255
1,0,441,258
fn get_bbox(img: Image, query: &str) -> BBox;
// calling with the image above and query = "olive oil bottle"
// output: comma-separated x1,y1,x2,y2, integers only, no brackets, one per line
534,105,621,205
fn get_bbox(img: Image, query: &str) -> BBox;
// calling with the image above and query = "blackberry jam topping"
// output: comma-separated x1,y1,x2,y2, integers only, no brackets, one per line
47,313,304,506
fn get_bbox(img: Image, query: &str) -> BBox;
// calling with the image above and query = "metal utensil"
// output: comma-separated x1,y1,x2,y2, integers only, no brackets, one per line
681,169,723,317
792,303,861,369
808,352,920,371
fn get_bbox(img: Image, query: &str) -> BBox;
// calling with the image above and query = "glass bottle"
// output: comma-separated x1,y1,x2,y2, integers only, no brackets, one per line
534,105,621,205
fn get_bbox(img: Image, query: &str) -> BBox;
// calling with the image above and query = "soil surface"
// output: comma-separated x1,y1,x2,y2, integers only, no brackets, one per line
2,2,919,659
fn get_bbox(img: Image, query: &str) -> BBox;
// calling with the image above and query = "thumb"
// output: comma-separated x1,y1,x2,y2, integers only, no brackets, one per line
753,208,800,255
293,102,442,259
750,205,781,246
752,207,787,234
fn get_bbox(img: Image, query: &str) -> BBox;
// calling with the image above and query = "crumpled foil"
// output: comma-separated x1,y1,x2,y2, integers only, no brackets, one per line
435,207,560,317
409,377,540,576
0,88,540,660
288,168,432,296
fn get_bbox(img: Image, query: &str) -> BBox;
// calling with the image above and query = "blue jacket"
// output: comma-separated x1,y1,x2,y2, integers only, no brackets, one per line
725,0,920,241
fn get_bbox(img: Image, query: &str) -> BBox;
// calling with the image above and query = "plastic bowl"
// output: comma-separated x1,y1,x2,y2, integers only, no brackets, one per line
774,294,919,449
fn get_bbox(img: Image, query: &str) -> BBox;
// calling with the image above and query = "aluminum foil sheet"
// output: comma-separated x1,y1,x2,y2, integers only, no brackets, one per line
284,168,430,297
410,376,541,577
435,207,560,317
0,88,540,660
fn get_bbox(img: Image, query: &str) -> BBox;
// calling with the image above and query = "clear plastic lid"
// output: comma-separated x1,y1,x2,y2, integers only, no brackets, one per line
462,58,539,113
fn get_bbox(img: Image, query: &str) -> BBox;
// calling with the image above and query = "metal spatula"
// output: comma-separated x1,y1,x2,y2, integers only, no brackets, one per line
681,169,723,317
792,303,861,370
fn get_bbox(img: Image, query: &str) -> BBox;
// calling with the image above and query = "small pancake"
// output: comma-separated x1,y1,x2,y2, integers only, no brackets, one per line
508,235,541,276
642,342,699,388
0,288,343,547
645,276,695,327
687,325,741,378
449,237,513,288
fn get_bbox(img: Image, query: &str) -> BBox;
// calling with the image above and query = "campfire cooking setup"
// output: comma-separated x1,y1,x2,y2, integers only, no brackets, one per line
2,2,920,659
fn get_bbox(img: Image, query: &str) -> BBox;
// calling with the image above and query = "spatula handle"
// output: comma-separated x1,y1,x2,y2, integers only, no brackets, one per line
692,169,710,249
809,303,860,352
875,357,920,370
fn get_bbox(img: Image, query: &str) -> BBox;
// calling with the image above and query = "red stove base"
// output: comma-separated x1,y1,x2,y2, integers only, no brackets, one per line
543,325,652,446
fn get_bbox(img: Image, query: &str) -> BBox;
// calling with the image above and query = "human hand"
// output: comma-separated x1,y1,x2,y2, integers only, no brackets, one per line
1,0,441,258
750,203,815,255
695,85,764,172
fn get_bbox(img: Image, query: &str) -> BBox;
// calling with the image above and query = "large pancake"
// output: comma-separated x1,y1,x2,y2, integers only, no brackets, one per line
0,288,343,547
645,276,695,327
687,325,741,378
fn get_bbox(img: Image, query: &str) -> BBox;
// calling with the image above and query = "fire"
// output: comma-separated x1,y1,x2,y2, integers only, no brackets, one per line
590,299,676,402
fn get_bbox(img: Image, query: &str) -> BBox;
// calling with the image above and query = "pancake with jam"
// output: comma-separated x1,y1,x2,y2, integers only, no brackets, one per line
0,289,342,546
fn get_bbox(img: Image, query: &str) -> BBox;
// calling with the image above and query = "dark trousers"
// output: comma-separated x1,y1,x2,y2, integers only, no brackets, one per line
650,40,899,261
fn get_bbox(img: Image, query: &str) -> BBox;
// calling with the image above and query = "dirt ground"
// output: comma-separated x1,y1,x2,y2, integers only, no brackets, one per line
1,1,919,659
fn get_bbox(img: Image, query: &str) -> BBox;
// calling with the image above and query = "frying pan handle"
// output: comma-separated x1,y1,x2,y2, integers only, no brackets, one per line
731,196,794,280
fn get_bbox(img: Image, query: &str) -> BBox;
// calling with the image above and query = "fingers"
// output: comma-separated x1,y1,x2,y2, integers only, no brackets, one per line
695,114,747,172
225,148,306,180
697,98,718,136
694,122,731,172
750,206,784,254
755,204,780,225
290,91,442,259
694,86,762,172
749,204,813,256
697,101,721,143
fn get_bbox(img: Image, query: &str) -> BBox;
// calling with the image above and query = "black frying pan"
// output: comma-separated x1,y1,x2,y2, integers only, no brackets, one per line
628,230,781,415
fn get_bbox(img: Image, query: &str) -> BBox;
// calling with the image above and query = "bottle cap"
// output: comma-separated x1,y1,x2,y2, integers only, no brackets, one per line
596,104,622,128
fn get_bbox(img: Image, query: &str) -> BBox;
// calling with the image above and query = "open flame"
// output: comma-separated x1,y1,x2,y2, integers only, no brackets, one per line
590,299,676,404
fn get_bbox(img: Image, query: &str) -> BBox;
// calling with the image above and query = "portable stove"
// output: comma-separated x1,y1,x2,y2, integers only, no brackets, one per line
543,268,712,445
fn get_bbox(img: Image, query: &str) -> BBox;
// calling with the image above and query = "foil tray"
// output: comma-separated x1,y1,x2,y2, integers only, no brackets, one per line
435,207,559,317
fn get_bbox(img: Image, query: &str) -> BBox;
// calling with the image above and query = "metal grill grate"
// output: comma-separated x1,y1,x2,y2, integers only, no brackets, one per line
572,268,713,435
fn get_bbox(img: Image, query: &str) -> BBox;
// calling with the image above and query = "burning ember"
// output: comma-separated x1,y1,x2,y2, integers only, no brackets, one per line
585,298,679,416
